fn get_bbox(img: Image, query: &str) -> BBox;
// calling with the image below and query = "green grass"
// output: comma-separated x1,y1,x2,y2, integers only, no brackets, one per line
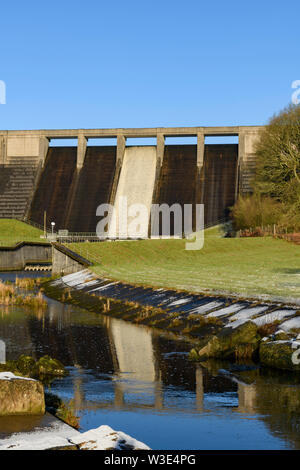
67,228,300,302
0,219,43,245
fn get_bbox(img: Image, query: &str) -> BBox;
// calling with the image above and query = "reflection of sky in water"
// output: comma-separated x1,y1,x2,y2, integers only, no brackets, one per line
0,271,299,450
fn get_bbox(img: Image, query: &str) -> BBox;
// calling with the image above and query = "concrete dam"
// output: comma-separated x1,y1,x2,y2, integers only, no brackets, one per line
0,126,262,236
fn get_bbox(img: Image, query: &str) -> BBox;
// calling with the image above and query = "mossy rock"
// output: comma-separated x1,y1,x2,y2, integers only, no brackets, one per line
259,340,300,371
36,355,67,377
198,321,260,360
0,355,67,379
274,331,290,341
16,355,37,376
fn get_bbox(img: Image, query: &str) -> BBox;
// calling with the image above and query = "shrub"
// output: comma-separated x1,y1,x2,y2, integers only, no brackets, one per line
231,194,282,231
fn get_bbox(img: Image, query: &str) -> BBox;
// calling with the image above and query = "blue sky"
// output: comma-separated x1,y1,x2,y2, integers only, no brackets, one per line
0,0,299,131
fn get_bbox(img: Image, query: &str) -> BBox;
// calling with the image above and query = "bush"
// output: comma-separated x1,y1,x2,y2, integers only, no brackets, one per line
231,194,282,231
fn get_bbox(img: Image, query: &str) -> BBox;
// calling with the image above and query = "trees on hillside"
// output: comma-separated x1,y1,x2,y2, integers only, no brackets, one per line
231,103,300,232
255,103,300,209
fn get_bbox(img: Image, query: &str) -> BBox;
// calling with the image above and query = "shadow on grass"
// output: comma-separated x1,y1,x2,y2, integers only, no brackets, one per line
274,268,300,275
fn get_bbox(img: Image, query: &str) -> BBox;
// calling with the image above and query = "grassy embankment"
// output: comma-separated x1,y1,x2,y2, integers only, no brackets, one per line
67,228,300,302
0,219,43,246
0,220,299,302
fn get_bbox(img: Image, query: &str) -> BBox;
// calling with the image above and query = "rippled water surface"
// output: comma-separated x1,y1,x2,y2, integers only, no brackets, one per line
0,272,300,450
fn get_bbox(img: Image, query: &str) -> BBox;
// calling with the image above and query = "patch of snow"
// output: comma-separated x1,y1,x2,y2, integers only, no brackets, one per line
75,280,100,290
225,318,251,329
207,303,246,318
278,317,300,332
230,306,269,321
90,282,117,292
168,298,193,307
61,270,93,287
0,420,150,451
69,425,150,450
0,415,78,450
253,310,296,326
0,372,35,381
188,301,224,315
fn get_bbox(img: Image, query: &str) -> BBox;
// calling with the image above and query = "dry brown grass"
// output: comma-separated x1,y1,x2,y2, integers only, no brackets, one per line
0,282,47,311
257,321,280,337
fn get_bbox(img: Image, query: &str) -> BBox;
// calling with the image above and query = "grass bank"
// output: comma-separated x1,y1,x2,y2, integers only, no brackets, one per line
0,219,43,246
67,228,300,302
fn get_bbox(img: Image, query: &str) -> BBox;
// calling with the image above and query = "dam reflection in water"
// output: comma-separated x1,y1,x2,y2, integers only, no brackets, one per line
1,292,300,449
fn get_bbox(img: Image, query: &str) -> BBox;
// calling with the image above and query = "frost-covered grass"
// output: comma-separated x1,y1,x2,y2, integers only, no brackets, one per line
67,228,300,302
0,219,43,245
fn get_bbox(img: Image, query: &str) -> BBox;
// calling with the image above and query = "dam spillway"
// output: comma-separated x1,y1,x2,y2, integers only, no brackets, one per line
0,126,262,234
110,146,157,238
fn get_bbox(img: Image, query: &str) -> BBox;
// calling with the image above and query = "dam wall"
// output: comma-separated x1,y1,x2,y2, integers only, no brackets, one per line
66,146,116,232
29,147,77,229
0,135,48,219
154,145,198,236
0,126,263,235
202,144,238,225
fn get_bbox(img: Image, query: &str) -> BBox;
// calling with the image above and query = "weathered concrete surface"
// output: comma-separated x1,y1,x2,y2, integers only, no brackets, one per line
238,129,262,194
5,136,48,165
0,242,51,271
0,372,45,416
110,146,157,238
29,146,77,230
154,145,197,236
202,144,238,225
66,146,116,232
52,243,92,275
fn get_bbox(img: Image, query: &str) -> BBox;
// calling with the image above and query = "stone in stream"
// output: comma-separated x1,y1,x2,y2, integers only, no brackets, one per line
198,321,260,360
35,355,67,377
0,372,45,416
259,340,300,371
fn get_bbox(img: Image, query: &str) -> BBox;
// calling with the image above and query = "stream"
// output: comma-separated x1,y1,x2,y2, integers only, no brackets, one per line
0,271,300,450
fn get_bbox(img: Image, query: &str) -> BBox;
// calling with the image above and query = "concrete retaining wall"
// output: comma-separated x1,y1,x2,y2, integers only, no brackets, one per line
52,244,92,276
0,242,52,271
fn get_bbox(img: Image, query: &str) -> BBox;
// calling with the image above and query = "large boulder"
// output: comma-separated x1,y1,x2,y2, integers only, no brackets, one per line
198,321,260,360
259,340,300,371
0,372,45,416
